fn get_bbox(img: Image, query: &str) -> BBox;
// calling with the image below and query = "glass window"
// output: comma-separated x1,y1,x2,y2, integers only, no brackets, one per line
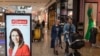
68,0,73,9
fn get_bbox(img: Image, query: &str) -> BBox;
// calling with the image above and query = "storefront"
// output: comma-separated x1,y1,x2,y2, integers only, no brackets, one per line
83,0,100,42
48,3,56,29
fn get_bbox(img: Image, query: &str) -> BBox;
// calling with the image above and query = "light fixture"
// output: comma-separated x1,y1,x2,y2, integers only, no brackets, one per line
0,13,3,16
27,7,32,10
68,11,72,16
0,45,2,48
40,8,44,11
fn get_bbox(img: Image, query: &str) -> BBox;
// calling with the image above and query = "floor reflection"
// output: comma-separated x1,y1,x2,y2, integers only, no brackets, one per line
0,40,5,56
32,29,100,56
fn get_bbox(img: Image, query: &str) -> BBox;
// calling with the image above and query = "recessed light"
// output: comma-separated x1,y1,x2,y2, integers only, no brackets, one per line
0,13,3,16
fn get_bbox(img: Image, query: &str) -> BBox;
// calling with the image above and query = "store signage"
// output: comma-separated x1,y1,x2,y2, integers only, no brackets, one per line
15,6,32,13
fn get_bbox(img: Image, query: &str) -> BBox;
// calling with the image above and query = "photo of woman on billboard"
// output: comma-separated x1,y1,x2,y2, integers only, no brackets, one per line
8,28,30,56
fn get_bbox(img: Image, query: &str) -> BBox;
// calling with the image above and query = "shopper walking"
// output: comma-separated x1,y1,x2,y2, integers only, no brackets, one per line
63,17,76,56
51,19,62,55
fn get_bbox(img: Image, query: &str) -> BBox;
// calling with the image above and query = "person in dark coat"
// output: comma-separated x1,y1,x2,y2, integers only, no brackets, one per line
51,19,62,55
42,20,45,28
35,20,41,28
89,27,98,47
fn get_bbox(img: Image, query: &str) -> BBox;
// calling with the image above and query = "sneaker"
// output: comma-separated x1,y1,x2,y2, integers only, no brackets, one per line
64,53,69,56
55,51,58,55
61,46,63,49
95,45,100,48
92,44,96,47
54,50,58,55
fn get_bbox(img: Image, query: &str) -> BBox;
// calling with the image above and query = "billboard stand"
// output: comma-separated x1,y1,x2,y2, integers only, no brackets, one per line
5,13,32,56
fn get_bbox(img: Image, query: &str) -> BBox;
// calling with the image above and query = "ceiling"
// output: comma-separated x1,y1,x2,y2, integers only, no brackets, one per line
0,0,56,12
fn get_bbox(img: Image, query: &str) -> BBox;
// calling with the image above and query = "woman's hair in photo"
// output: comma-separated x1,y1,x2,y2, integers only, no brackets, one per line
9,28,24,49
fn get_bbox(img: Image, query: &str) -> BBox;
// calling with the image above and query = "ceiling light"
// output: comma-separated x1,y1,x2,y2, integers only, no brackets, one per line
68,11,72,16
40,8,44,10
27,7,32,10
0,45,2,48
0,13,3,16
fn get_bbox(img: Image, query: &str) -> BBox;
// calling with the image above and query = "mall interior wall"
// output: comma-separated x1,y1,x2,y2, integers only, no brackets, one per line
85,0,100,26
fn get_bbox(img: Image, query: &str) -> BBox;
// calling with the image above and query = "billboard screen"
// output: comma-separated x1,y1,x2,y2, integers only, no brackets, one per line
5,13,31,56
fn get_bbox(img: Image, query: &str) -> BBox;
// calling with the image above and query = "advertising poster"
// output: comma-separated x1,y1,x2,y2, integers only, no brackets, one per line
5,13,31,56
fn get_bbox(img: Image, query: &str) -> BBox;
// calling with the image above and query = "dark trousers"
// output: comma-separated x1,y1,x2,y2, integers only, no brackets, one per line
65,41,69,53
89,36,96,44
58,36,62,45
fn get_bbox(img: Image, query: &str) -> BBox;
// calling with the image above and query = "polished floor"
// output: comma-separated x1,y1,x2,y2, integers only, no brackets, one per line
0,28,100,56
32,28,100,56
0,37,5,56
